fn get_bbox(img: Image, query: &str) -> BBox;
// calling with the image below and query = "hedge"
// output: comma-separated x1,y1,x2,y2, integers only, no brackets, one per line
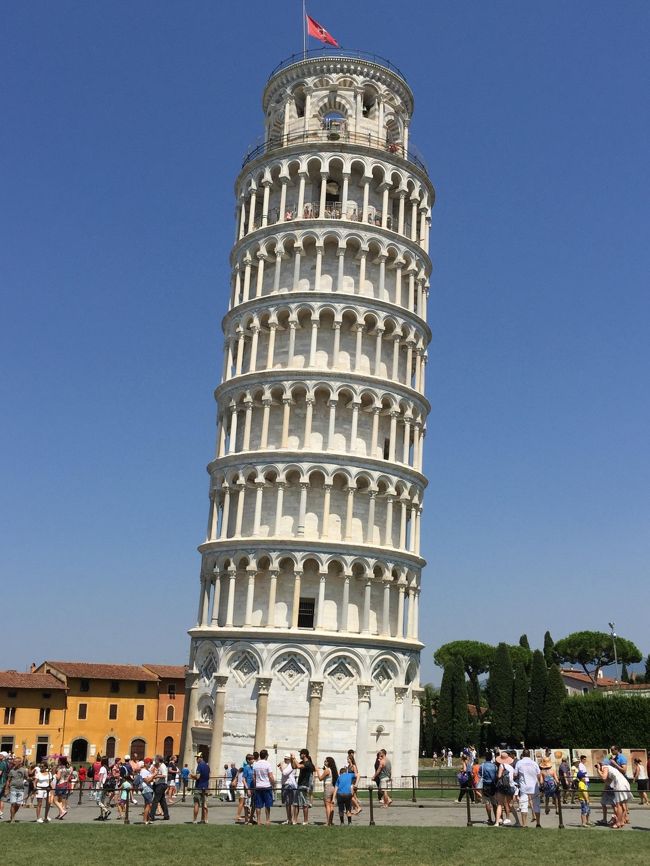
560,693,650,747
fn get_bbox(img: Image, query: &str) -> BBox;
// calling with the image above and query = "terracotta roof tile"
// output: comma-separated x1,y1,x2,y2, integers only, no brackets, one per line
142,664,187,679
0,671,66,690
42,661,159,682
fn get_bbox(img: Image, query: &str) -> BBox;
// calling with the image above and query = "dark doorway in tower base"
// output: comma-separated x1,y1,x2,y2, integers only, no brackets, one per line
197,744,209,763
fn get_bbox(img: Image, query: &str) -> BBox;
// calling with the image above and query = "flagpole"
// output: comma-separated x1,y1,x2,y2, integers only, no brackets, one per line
302,0,307,58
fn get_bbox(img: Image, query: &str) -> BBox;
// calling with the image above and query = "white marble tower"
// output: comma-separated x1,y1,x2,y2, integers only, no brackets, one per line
181,50,434,782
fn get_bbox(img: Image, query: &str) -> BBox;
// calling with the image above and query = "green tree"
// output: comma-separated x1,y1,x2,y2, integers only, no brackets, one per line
508,644,533,673
527,649,548,745
420,684,436,756
543,630,557,667
519,634,530,650
511,659,529,745
554,631,642,685
542,664,566,743
433,640,493,717
437,657,469,751
488,643,513,743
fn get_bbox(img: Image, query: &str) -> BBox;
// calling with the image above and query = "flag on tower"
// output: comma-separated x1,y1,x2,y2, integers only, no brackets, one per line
306,14,339,47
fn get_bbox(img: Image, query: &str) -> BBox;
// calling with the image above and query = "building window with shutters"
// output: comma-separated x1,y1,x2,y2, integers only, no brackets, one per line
110,680,120,693
167,683,176,698
78,703,88,720
108,704,118,720
3,707,16,725
166,705,174,722
136,705,144,721
39,708,50,725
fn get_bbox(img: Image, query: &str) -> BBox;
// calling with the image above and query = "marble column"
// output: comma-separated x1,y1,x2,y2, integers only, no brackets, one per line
306,680,324,759
209,675,229,775
254,677,273,749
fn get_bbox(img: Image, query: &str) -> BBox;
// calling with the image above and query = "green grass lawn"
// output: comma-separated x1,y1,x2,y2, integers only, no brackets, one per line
3,826,647,866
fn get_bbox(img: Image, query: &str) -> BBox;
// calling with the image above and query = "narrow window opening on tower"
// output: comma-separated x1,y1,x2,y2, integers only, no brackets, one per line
383,438,390,460
297,597,315,629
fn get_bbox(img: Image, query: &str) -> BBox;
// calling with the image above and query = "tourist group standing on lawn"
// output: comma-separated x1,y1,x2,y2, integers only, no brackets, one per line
455,743,647,830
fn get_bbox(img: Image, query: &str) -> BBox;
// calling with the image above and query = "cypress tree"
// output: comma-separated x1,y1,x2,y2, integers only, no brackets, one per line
437,663,454,749
450,656,469,751
437,657,469,752
511,658,529,745
543,631,556,667
527,649,548,745
519,634,530,650
542,664,566,743
489,642,513,743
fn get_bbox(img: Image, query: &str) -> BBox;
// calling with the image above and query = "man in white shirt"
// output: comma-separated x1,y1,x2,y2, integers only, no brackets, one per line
578,755,590,784
252,749,275,827
515,748,543,827
150,756,170,821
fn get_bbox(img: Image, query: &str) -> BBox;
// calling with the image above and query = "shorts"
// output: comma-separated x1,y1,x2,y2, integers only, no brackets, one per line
54,787,70,799
142,790,153,804
296,786,309,809
193,788,208,803
35,789,49,800
168,779,177,788
281,786,296,806
337,793,352,814
580,801,591,815
518,792,540,814
638,780,649,792
236,786,245,799
254,788,273,810
9,790,25,805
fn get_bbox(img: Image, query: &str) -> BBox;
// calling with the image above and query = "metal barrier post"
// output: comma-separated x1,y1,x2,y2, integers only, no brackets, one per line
411,775,417,803
557,795,564,829
124,793,130,825
78,780,83,805
465,790,472,827
368,785,375,826
201,788,207,823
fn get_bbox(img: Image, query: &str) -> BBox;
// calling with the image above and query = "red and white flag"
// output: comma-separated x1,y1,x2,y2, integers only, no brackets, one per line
306,14,339,47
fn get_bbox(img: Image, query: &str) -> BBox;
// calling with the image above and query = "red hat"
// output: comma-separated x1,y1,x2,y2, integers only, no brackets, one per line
144,757,153,764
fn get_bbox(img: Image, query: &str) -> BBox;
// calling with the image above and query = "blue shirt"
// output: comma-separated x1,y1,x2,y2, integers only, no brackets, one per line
242,763,254,788
480,762,498,785
614,754,628,770
336,771,355,796
181,767,190,781
195,760,210,790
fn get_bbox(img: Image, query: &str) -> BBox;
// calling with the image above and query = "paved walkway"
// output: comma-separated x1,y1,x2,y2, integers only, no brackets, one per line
7,795,650,831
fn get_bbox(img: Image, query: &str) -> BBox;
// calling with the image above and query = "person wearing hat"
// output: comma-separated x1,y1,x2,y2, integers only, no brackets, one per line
576,770,591,826
494,751,516,826
514,748,543,828
539,757,560,816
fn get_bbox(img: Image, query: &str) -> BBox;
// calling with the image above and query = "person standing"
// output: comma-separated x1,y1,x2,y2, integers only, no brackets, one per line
139,758,155,825
347,750,362,815
252,749,275,828
180,763,190,800
576,770,592,826
167,755,178,802
373,749,393,807
191,754,211,824
34,761,53,823
558,755,571,804
4,757,29,823
316,756,338,826
53,757,73,820
596,759,632,829
334,764,356,825
539,757,560,815
292,749,315,825
0,751,9,820
149,756,170,821
278,755,297,825
515,748,543,828
242,754,256,825
457,753,474,804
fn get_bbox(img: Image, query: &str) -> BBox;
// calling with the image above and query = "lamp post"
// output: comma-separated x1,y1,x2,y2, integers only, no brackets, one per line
608,622,620,685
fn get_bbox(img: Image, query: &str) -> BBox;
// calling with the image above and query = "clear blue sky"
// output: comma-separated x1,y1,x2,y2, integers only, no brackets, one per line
2,1,648,684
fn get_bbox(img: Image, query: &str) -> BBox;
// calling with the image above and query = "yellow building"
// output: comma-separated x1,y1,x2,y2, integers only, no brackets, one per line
36,661,160,762
142,664,187,758
0,671,67,761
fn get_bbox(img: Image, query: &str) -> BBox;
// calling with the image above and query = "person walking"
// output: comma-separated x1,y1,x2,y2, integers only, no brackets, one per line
457,753,474,804
633,757,649,805
539,757,560,816
316,756,338,826
515,748,543,829
234,763,249,824
149,756,170,821
479,751,498,825
4,756,29,823
167,755,179,803
95,758,113,821
53,757,73,820
494,752,517,826
373,749,392,807
347,750,362,815
252,749,275,828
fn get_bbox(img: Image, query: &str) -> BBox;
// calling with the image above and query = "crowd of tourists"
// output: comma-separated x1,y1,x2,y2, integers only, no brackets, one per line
455,743,648,829
0,746,393,827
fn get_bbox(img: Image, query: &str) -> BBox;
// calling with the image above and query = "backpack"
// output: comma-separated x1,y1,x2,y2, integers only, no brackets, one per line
543,776,558,797
496,771,514,796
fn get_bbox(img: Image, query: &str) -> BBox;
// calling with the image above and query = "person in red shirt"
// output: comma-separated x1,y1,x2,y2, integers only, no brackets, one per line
92,756,102,802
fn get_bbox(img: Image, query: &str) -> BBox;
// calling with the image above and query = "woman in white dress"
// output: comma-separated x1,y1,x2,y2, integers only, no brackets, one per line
596,760,632,829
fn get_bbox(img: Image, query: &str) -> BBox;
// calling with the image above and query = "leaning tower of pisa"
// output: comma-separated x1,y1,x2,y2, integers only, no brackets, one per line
181,49,434,781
